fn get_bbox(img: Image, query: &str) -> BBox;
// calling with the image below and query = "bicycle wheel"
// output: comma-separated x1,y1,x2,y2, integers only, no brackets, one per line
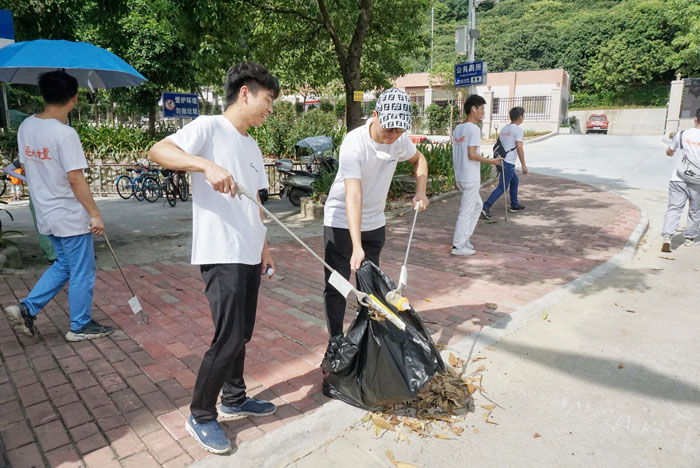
142,176,160,202
165,178,177,207
0,177,7,198
178,173,189,201
116,175,133,199
133,178,146,201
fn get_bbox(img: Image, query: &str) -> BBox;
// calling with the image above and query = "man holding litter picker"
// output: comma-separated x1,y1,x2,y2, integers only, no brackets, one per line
322,88,430,339
148,61,278,455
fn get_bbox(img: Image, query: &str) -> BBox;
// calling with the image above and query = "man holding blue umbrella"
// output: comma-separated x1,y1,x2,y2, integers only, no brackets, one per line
3,70,113,341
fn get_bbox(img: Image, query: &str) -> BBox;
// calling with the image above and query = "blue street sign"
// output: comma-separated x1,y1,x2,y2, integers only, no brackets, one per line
162,92,199,118
454,60,487,87
0,9,15,48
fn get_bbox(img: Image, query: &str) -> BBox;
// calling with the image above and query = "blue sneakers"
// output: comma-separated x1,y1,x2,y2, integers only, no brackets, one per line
185,415,232,454
220,397,277,418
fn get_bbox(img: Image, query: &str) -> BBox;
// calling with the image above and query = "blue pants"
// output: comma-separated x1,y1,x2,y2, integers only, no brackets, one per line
484,161,519,210
22,233,95,331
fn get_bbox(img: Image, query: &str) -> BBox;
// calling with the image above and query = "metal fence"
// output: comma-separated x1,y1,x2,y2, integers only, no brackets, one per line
492,96,551,121
86,160,299,198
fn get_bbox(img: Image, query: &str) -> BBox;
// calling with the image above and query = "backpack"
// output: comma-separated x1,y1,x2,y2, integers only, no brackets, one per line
493,137,515,159
675,130,700,185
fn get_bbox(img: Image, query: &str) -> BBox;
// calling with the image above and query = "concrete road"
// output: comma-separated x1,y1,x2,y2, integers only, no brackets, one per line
274,135,700,468
1,194,321,269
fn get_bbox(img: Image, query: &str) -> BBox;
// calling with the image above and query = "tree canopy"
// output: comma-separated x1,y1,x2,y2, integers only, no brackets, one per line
417,0,700,106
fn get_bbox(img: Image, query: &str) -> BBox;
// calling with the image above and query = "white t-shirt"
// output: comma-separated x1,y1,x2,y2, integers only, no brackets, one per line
499,123,524,165
18,116,90,237
453,122,482,183
669,128,700,183
168,115,269,265
324,119,416,231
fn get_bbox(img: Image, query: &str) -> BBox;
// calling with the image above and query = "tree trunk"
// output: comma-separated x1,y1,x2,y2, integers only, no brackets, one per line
345,86,363,131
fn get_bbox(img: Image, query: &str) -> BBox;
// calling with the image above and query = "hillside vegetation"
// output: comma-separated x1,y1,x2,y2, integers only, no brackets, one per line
413,0,700,108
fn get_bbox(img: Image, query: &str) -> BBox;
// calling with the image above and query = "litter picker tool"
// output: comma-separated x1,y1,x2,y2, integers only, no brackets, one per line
384,200,423,313
235,184,370,307
500,159,509,226
102,232,147,323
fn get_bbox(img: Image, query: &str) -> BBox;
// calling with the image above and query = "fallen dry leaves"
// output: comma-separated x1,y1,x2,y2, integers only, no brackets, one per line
386,450,420,468
364,350,495,441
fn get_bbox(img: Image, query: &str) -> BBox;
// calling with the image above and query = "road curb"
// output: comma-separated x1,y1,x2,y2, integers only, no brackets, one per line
523,131,557,145
448,202,649,359
189,400,365,468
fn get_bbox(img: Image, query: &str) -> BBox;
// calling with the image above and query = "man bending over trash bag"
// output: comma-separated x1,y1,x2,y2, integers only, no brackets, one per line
322,88,429,339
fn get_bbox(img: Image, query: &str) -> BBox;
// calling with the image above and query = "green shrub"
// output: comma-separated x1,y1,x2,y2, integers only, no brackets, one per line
335,98,346,120
252,105,346,157
311,164,338,202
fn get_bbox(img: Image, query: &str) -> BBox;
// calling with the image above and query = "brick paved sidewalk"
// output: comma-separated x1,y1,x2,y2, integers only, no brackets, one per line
0,173,640,467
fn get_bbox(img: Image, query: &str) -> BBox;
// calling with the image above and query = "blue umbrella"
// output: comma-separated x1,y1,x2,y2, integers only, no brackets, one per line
0,39,146,89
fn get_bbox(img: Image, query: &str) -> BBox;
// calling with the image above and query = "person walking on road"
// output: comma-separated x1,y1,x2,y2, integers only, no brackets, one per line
148,61,279,455
481,106,528,220
661,107,700,252
451,94,503,256
322,88,429,338
3,70,111,342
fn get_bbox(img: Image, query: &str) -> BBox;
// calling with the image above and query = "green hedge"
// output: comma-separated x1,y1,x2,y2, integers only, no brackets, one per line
570,83,670,109
250,103,346,158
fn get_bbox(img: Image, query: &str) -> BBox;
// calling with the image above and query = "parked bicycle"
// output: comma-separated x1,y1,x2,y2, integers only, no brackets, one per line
115,164,149,200
172,170,189,202
141,168,180,207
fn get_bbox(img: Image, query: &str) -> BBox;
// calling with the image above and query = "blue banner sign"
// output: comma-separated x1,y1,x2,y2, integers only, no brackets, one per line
0,9,15,48
454,60,487,87
162,92,199,118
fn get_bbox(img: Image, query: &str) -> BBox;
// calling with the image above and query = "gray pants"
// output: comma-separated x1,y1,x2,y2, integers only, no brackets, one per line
661,181,700,239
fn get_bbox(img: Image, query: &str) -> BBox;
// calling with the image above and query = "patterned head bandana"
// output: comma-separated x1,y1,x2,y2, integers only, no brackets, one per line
375,88,412,131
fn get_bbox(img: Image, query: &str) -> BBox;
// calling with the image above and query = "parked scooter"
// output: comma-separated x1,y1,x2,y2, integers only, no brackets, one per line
277,136,337,206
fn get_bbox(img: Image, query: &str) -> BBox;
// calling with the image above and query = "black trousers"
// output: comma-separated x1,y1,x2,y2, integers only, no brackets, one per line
323,225,385,337
190,263,261,423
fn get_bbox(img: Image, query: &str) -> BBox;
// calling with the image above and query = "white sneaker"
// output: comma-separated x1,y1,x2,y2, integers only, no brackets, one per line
465,241,474,250
451,246,476,256
661,236,671,253
683,238,695,247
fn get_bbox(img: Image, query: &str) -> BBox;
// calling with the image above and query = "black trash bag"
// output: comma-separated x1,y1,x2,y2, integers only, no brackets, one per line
322,260,446,410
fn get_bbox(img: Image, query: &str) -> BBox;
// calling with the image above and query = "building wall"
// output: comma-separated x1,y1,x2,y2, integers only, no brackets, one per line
569,108,667,135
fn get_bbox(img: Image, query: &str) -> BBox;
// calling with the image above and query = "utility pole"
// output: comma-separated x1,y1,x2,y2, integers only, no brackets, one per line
430,6,434,72
468,0,476,63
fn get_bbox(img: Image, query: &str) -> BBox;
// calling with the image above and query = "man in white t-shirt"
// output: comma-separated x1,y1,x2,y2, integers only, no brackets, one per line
148,62,278,455
4,71,112,342
323,88,429,338
481,106,528,220
661,107,700,252
451,94,503,256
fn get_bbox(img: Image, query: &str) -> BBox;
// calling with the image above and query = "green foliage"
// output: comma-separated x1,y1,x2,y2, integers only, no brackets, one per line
311,164,338,201
586,1,676,91
396,142,456,194
74,124,169,160
251,105,346,158
571,82,670,109
0,127,19,158
335,98,346,120
425,104,455,135
416,0,695,107
667,0,700,77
